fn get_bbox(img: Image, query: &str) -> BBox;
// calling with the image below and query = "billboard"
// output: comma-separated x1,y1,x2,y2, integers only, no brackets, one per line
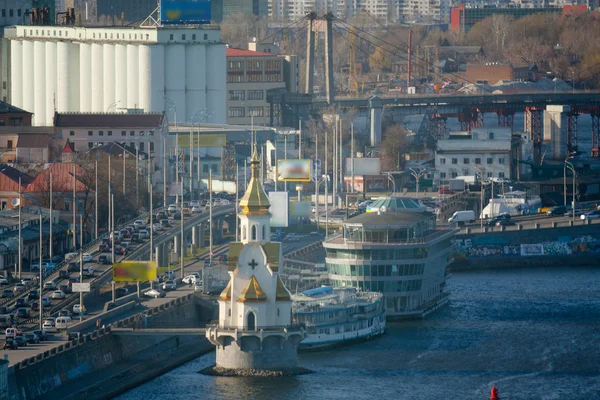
113,261,157,282
277,159,311,182
290,201,311,217
177,133,226,148
72,283,91,292
345,158,381,176
269,191,289,228
160,0,211,25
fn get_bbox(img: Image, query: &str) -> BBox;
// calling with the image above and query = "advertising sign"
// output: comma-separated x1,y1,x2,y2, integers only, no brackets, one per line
72,283,91,292
177,133,226,148
277,159,311,182
269,192,289,228
113,261,157,282
160,0,211,25
290,201,311,217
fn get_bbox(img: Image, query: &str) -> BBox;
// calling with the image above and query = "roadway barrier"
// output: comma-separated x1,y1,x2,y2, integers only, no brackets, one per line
66,300,139,334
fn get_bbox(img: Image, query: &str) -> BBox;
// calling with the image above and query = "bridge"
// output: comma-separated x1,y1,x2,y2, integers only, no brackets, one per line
268,89,600,161
110,327,207,336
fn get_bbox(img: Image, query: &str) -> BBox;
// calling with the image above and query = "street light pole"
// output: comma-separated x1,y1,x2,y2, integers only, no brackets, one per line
49,170,53,260
235,163,239,241
180,171,184,279
209,169,213,265
38,211,42,329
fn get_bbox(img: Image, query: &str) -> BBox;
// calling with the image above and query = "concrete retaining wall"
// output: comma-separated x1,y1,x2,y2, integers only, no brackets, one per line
8,294,216,400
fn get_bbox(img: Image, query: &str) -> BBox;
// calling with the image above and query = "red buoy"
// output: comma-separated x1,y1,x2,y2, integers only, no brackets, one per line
489,385,499,400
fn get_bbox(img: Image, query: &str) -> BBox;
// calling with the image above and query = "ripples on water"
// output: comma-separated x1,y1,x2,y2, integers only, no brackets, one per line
116,267,600,400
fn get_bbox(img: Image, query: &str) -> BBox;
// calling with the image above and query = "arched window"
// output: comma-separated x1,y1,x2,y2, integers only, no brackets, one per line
228,309,231,317
251,225,257,241
262,225,265,240
277,308,280,316
242,227,246,240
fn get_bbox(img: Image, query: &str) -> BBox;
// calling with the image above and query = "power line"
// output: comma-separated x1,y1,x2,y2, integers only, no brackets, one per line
261,17,307,45
332,26,394,75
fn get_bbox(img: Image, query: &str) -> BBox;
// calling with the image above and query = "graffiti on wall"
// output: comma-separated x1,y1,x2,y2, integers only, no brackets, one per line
453,235,600,259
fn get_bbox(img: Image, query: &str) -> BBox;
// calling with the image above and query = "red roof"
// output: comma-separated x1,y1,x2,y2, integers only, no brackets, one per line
26,163,91,194
61,140,75,153
226,48,275,57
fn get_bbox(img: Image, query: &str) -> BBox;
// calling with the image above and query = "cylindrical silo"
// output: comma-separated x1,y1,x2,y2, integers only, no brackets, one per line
56,41,72,112
103,44,116,111
10,40,23,109
33,41,46,126
114,44,128,109
206,44,226,124
139,44,165,114
91,43,104,112
70,44,80,113
22,40,35,116
165,44,186,121
126,45,139,109
45,41,57,125
79,43,92,112
185,44,206,120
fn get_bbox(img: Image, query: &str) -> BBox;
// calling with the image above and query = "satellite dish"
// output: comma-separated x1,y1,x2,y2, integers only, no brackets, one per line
252,36,257,42
11,198,20,207
380,206,388,213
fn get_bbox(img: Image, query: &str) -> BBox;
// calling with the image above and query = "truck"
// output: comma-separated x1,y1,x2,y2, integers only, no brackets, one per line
449,179,466,192
448,210,475,225
454,175,478,185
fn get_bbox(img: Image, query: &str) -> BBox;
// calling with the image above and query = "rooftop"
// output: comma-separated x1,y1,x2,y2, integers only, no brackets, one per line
0,100,32,115
17,134,53,149
345,211,433,226
226,48,276,57
54,112,165,129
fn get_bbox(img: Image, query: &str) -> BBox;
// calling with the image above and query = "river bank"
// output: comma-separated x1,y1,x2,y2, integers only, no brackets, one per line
451,253,600,271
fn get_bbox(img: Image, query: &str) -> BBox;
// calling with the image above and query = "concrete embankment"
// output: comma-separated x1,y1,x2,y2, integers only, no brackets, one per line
451,224,600,271
7,294,218,400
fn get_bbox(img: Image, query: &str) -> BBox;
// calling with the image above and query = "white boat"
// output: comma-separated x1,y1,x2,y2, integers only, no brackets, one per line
292,286,386,350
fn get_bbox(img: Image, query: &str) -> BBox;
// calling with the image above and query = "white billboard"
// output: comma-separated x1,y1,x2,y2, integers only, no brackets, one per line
268,191,289,228
345,158,381,176
72,283,91,292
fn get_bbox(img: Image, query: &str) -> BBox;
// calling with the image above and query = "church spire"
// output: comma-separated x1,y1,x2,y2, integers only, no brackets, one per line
239,142,270,216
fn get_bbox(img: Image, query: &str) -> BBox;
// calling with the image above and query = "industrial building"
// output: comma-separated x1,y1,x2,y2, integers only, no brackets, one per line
5,25,227,126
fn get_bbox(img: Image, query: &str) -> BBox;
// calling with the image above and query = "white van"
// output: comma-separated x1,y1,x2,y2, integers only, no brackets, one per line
5,327,18,337
55,316,72,330
448,210,475,225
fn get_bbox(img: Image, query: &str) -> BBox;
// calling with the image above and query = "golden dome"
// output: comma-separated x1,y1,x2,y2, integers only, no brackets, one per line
239,143,271,216
237,275,268,303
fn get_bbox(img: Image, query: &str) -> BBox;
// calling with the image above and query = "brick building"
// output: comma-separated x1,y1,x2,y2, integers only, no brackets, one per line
466,64,530,85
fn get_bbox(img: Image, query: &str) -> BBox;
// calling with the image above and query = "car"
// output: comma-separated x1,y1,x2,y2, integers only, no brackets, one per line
58,270,69,279
565,209,584,217
115,287,130,297
82,253,93,263
167,204,179,213
51,255,64,263
151,223,163,232
99,244,110,252
82,267,94,277
64,252,79,261
14,336,27,347
97,254,112,265
182,274,200,284
3,338,17,350
59,284,72,294
15,308,29,318
163,271,177,281
120,229,131,239
43,317,56,327
156,211,167,220
204,259,211,267
495,220,516,227
438,188,455,195
161,280,177,291
171,212,182,220
580,210,600,220
44,280,57,290
24,333,39,344
21,278,33,286
189,200,200,207
2,289,12,298
5,328,20,337
27,290,39,299
52,290,66,299
191,205,202,213
138,229,149,239
67,261,79,272
220,199,230,205
547,206,567,216
0,278,7,286
114,246,127,256
42,322,55,332
134,220,146,229
160,219,170,228
57,309,71,318
15,298,26,307
194,280,203,291
145,288,166,298
73,304,86,314
13,284,25,293
30,301,39,311
207,286,227,296
42,296,51,306
69,276,80,283
110,231,123,240
33,330,48,341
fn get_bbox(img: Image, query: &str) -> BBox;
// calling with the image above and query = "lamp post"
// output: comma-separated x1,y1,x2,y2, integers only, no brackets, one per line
2,166,25,279
74,200,85,321
565,161,576,225
563,153,576,207
22,194,43,329
475,166,484,230
164,97,178,205
209,169,213,265
409,167,428,196
235,163,239,241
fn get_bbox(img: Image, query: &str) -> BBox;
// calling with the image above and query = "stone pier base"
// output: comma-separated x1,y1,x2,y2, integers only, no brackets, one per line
199,365,312,377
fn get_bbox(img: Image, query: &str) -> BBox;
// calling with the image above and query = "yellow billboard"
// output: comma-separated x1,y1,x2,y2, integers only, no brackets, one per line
277,159,311,182
113,261,157,282
177,133,226,148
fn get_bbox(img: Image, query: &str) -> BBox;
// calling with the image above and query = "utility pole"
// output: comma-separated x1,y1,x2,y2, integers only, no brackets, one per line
351,123,355,194
305,12,316,94
407,30,412,88
324,13,335,104
209,169,213,265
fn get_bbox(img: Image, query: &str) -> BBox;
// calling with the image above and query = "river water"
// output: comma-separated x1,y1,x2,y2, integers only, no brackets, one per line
116,266,600,400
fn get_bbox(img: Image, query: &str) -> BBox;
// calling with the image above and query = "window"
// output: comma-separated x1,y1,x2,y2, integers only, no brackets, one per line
440,158,446,164
440,172,446,178
121,131,126,136
88,142,93,149
192,34,196,40
262,225,265,240
487,158,493,164
88,130,93,136
265,73,281,82
130,131,135,136
247,74,263,82
248,107,264,117
247,60,263,72
150,142,154,152
6,140,12,149
463,169,469,175
228,90,245,100
228,107,245,118
211,164,218,173
204,34,208,40
475,158,481,164
451,158,458,164
181,34,186,40
99,130,104,136
451,172,458,178
1,10,5,17
251,225,257,241
489,132,494,140
9,9,13,17
227,61,243,73
228,309,231,316
17,9,21,17
463,158,470,164
265,60,281,72
139,142,145,152
247,90,263,100
498,158,505,164
107,131,112,136
203,165,209,173
487,172,493,178
227,75,243,83
169,34,174,40
130,142,134,148
69,130,75,136
498,172,505,178
64,201,70,212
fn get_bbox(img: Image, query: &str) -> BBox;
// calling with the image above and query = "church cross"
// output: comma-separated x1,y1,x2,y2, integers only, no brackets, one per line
248,259,258,270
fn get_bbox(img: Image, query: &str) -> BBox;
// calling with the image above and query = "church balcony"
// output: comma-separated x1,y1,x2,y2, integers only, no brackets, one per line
206,324,306,347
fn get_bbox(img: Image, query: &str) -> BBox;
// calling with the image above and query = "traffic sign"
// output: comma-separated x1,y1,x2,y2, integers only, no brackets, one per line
72,283,91,292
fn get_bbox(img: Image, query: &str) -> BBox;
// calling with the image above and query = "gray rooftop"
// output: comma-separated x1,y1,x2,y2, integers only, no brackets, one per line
344,211,433,226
